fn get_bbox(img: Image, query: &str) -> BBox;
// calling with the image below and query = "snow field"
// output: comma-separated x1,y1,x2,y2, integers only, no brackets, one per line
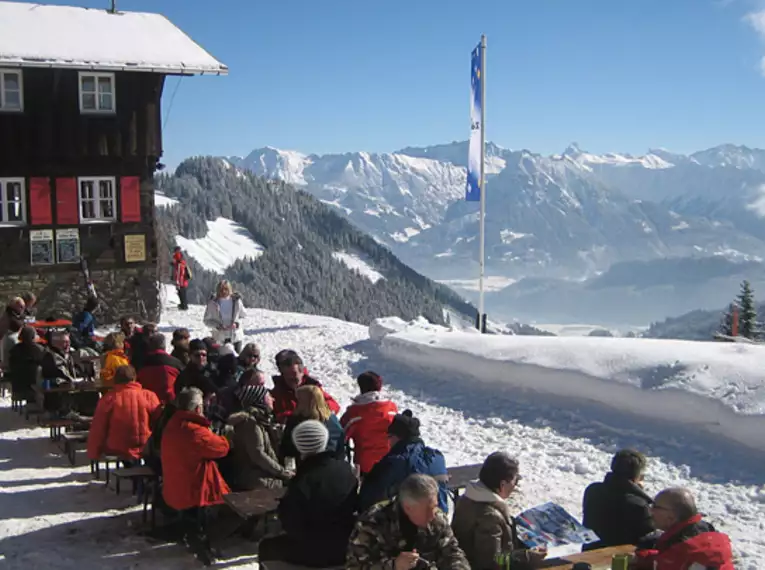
175,217,264,274
0,298,763,567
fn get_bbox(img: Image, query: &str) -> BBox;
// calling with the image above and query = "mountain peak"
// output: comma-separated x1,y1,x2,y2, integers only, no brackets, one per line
563,142,583,156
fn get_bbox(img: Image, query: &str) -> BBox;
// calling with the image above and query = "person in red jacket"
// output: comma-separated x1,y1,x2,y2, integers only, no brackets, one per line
173,246,190,311
633,487,734,570
161,386,231,513
87,365,160,465
340,371,398,476
138,333,184,404
270,350,339,423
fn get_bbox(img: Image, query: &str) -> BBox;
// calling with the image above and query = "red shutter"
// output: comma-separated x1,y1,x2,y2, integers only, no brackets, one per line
29,177,52,225
120,176,141,222
56,177,79,225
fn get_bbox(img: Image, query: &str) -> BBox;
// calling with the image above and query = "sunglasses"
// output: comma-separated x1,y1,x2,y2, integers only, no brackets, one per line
192,351,208,357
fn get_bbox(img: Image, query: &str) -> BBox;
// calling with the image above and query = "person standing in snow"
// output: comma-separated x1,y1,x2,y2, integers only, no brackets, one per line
341,371,398,477
172,246,191,311
203,280,246,353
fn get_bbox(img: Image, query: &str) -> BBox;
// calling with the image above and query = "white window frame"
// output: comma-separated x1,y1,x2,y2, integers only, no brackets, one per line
78,176,116,223
78,71,116,114
0,69,23,112
0,177,26,226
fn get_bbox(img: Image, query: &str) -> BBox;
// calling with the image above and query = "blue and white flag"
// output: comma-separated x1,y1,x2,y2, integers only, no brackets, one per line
465,41,483,202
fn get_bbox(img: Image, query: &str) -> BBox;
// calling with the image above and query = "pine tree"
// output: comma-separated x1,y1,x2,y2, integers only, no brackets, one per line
736,281,758,339
719,303,736,337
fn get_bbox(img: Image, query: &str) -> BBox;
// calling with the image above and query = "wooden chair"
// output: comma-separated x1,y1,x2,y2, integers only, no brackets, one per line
61,431,89,465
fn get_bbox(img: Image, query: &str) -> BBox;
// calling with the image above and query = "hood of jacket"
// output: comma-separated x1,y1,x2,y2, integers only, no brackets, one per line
227,405,274,427
352,391,385,405
463,480,511,517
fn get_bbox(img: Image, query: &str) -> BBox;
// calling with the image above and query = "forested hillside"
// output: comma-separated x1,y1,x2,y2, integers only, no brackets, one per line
155,157,474,326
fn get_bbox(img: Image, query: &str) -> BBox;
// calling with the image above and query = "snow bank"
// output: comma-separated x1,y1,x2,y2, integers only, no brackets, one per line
175,217,264,274
332,251,385,284
372,322,765,453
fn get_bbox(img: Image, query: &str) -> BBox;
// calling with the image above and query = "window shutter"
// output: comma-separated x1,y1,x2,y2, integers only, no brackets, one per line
120,176,141,222
29,177,52,225
56,178,79,225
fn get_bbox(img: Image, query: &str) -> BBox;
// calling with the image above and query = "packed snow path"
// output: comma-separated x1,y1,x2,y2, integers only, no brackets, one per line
1,300,763,568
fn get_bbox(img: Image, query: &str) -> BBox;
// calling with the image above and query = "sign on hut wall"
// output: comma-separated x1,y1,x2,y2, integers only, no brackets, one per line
55,228,80,264
30,229,54,265
124,234,146,263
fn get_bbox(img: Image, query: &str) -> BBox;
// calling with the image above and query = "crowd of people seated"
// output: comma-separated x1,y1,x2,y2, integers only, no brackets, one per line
0,287,736,570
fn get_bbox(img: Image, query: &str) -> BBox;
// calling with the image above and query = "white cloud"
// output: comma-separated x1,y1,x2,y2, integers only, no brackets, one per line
745,10,765,74
746,184,765,217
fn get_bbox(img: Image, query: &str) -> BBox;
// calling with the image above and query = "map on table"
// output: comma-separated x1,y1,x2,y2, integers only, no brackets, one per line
515,502,599,548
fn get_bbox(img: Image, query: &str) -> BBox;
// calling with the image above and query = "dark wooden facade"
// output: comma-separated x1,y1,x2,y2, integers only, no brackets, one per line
0,69,164,276
0,68,167,321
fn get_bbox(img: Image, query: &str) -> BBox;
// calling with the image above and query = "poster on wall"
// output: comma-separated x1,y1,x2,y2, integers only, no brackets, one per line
30,229,54,266
124,234,146,263
56,228,80,264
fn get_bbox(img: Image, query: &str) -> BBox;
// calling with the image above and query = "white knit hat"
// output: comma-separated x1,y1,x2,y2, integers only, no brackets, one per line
292,420,330,457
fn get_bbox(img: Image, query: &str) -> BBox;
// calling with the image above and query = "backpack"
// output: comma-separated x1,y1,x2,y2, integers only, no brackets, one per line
184,265,192,280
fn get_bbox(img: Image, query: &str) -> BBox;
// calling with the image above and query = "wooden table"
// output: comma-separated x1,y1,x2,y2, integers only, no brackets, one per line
540,545,634,569
36,381,109,394
224,486,286,520
446,463,482,498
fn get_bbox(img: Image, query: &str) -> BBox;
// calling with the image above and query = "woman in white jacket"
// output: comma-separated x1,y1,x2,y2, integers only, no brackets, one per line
203,280,247,352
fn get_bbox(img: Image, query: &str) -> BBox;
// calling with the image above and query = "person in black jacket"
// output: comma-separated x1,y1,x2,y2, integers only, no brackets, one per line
8,326,45,401
175,339,218,399
582,448,656,551
258,420,358,568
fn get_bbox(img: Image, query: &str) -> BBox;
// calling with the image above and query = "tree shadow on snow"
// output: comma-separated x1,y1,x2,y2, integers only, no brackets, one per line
344,339,765,487
244,324,321,336
0,511,260,570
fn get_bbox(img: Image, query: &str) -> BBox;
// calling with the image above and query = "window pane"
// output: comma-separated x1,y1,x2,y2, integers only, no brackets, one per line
82,93,96,110
98,179,113,199
97,76,112,94
98,93,113,111
81,199,95,219
7,201,22,222
81,76,96,93
3,73,19,91
80,180,94,200
100,198,114,219
4,90,21,109
6,181,21,202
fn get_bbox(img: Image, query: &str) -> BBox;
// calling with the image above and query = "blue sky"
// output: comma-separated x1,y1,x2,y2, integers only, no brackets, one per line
33,0,765,166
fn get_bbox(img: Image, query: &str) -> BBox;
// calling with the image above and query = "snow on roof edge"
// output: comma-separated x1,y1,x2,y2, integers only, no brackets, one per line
0,2,228,76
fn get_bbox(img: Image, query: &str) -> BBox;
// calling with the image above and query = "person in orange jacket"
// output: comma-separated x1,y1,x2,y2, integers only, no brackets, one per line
341,371,398,476
161,386,230,512
101,332,130,387
87,365,160,464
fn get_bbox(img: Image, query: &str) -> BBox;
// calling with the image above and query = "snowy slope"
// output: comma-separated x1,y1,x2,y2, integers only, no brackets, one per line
2,295,762,567
153,191,178,208
175,217,264,274
332,251,385,284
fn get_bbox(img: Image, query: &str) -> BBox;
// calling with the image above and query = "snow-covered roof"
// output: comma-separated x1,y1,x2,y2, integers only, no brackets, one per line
0,1,228,75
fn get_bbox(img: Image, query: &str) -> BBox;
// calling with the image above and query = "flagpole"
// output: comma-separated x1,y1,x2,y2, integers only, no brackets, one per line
478,34,487,333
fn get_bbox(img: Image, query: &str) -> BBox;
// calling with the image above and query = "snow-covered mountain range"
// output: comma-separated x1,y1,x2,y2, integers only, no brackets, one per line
228,142,765,322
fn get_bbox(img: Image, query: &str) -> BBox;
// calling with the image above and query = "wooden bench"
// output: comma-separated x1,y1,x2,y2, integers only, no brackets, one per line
446,463,482,500
540,544,634,569
260,561,345,570
61,431,89,465
91,455,123,485
39,418,76,441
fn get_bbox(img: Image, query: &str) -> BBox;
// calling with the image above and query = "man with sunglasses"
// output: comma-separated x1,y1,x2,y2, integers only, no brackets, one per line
633,487,733,570
175,339,218,400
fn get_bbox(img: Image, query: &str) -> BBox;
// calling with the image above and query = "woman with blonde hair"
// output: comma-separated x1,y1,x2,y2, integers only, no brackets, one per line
203,280,246,352
101,332,129,387
280,384,345,467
